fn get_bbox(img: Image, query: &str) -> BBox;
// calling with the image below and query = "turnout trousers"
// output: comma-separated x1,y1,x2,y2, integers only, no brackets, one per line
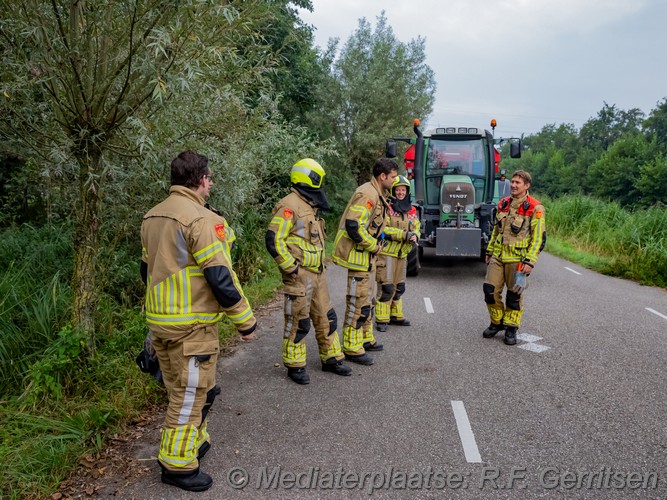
483,257,524,328
375,255,408,323
152,324,220,472
282,267,344,368
342,267,377,355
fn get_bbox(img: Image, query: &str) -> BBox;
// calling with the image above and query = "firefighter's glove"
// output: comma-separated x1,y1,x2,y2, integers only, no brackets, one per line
136,330,162,381
512,264,529,294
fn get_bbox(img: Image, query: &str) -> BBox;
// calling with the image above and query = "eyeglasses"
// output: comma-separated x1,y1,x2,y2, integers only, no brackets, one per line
204,174,213,182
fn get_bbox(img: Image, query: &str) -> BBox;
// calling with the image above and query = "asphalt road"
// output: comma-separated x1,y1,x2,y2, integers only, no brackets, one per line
120,250,667,499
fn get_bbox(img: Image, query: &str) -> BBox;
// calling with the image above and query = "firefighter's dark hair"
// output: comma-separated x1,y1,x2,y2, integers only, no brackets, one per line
171,150,210,189
512,170,532,185
373,158,398,178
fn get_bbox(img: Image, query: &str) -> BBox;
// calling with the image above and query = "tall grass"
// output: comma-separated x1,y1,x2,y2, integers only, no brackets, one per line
546,195,667,287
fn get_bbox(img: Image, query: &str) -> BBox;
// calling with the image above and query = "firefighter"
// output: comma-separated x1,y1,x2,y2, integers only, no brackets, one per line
332,158,398,365
141,151,257,492
482,170,546,345
375,175,420,332
265,158,351,385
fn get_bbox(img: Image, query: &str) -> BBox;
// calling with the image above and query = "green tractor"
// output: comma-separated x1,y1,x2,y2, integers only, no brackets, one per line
386,119,521,276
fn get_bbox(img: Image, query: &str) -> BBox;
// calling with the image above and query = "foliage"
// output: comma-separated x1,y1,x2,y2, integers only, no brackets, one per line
547,195,667,287
0,0,286,347
311,11,436,183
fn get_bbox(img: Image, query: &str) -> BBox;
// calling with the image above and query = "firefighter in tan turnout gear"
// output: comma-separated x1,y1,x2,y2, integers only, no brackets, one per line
141,151,257,492
375,175,420,332
265,159,351,385
482,170,546,345
333,158,398,365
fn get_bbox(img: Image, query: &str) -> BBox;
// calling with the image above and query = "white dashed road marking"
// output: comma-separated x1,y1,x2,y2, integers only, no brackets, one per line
646,307,667,321
564,267,582,275
451,400,482,463
516,333,542,343
424,297,434,313
517,331,551,353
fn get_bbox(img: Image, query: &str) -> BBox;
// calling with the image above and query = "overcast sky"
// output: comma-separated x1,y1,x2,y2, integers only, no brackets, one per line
298,0,667,138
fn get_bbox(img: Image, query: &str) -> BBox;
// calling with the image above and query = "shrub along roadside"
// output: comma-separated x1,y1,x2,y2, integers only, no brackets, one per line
0,247,281,500
542,194,667,288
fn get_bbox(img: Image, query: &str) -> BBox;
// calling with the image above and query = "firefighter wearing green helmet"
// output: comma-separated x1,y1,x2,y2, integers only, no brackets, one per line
375,175,420,331
265,158,351,384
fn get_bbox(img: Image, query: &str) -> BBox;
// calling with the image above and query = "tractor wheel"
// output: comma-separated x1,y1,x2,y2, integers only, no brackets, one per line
407,245,421,276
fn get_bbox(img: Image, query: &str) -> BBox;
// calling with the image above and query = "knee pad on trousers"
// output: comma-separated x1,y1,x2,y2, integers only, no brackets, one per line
201,385,221,424
294,318,311,343
356,305,371,329
483,283,496,304
379,284,394,302
327,308,337,335
506,290,521,310
394,282,406,300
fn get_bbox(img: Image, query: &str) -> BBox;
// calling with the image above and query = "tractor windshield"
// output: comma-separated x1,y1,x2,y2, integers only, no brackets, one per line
424,138,488,205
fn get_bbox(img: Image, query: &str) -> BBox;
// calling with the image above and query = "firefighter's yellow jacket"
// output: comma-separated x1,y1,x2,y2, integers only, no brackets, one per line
141,186,256,335
265,189,325,274
333,177,404,271
486,194,546,266
380,204,421,258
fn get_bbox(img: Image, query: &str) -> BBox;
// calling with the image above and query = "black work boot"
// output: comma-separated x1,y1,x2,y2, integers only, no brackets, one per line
482,322,504,338
345,353,374,365
389,317,411,326
375,322,388,332
287,367,310,385
322,358,352,376
161,467,213,492
504,326,518,345
363,341,384,352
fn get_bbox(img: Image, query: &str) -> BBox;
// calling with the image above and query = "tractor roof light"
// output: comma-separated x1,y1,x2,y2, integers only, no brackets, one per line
445,127,456,133
413,118,421,127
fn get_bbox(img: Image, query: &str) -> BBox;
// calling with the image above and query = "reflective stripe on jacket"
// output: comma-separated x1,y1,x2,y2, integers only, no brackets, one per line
333,177,389,271
486,194,546,265
266,190,326,274
141,186,256,334
381,205,421,258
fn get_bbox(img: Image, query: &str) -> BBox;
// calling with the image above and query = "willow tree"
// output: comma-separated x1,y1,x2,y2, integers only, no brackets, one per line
0,1,270,351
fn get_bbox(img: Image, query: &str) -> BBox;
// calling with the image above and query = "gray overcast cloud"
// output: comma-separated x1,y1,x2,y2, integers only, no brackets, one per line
299,0,667,138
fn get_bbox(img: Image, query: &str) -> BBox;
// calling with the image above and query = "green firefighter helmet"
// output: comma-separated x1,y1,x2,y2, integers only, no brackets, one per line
392,174,410,195
290,158,325,189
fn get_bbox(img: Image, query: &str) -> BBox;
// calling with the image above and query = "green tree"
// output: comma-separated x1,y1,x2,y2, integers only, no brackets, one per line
579,102,644,152
587,134,653,207
313,11,436,182
643,97,667,153
0,1,274,350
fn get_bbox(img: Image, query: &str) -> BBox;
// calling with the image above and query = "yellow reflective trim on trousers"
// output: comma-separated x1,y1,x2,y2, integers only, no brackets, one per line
159,424,198,467
282,337,306,365
343,325,364,353
390,298,404,319
376,301,390,322
488,304,504,324
503,308,522,327
193,241,224,265
319,332,342,361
